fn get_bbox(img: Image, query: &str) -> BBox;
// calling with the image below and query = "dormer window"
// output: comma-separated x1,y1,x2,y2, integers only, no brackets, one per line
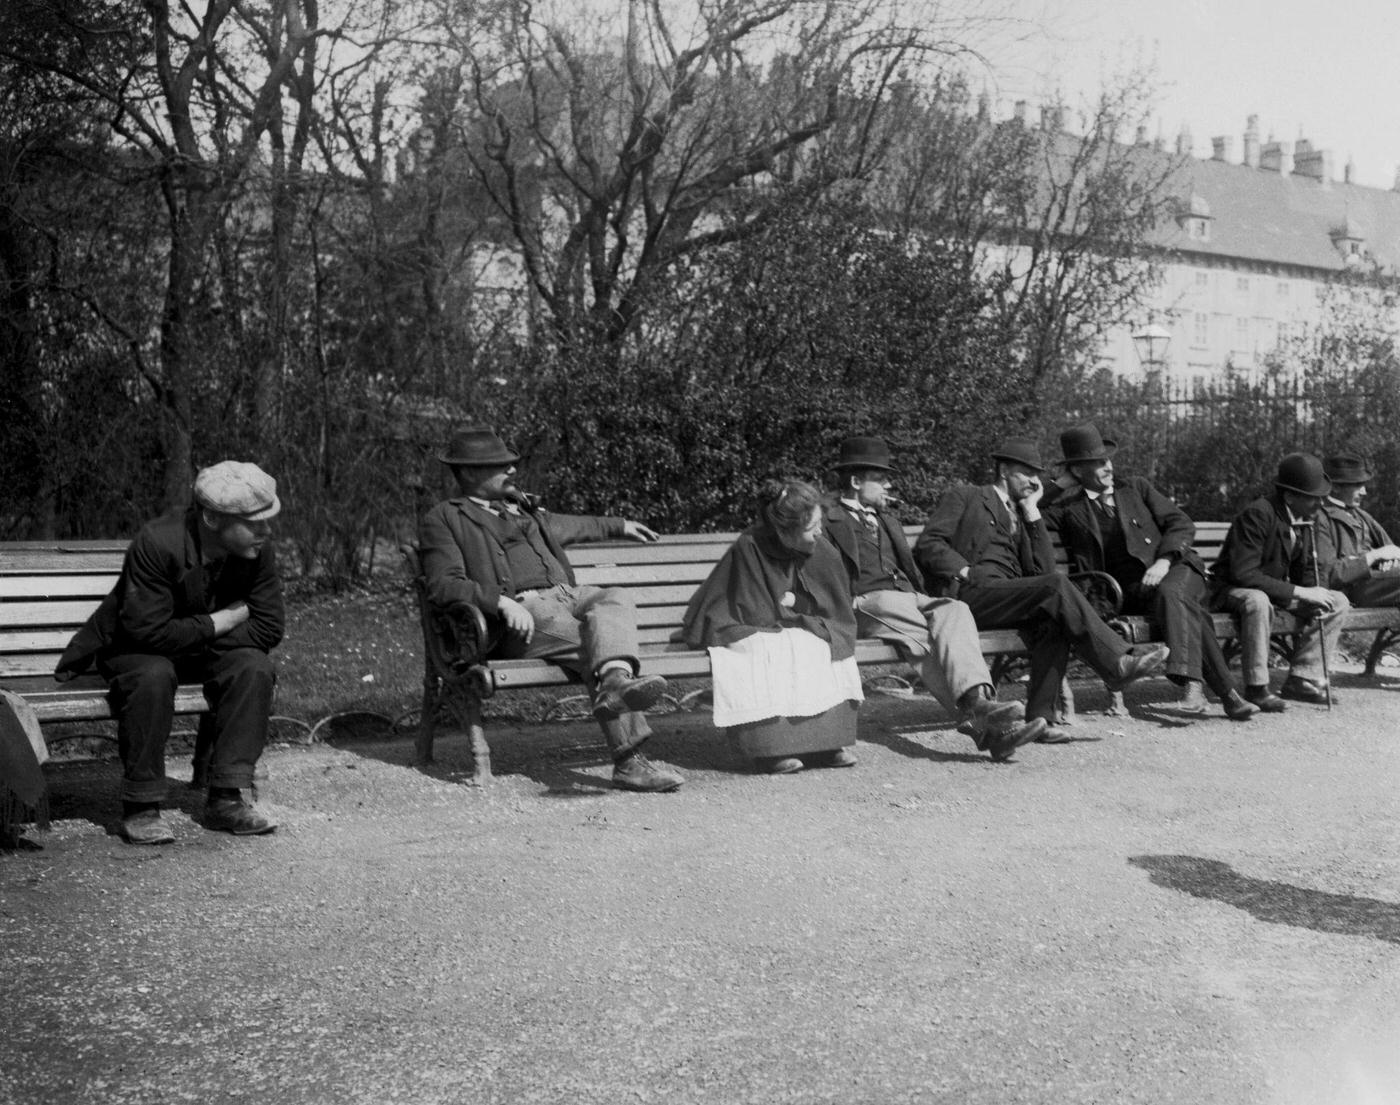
1330,216,1365,263
1175,193,1213,243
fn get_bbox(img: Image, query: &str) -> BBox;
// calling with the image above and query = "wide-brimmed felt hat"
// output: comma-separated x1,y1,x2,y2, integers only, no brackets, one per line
1323,451,1373,485
1275,452,1331,497
990,437,1045,472
439,427,520,467
193,461,281,521
1059,423,1117,464
833,436,894,472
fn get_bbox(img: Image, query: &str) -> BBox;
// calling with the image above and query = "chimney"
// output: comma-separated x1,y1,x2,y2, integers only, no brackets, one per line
1392,165,1400,193
1176,127,1193,156
1260,139,1292,174
1211,136,1234,162
1243,114,1260,168
1292,139,1333,186
1013,100,1028,125
1344,158,1355,185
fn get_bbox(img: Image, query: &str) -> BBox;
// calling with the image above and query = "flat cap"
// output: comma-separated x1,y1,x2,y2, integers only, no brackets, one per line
193,461,281,521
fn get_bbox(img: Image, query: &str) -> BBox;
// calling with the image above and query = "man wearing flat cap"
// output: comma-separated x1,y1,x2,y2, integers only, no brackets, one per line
1210,452,1351,707
1316,451,1400,609
419,427,683,792
56,461,286,844
1045,424,1257,721
914,438,1168,740
822,436,1045,761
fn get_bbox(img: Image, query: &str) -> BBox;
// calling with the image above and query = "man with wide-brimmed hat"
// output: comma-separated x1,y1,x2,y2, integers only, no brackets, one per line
418,427,684,792
1045,424,1257,721
1210,452,1351,707
914,438,1169,741
54,461,286,844
1316,450,1400,608
821,436,1045,761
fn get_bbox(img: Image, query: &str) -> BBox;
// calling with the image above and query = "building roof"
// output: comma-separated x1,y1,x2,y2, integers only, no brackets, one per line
1154,152,1400,272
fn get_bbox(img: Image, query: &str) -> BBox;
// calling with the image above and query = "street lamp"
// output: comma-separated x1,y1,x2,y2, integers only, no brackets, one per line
1132,322,1172,370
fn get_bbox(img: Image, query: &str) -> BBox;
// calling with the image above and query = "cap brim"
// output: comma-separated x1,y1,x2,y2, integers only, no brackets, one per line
439,452,520,466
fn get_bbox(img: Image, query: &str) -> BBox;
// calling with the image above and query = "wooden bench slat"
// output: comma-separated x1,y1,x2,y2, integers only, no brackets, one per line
0,600,102,628
0,575,117,599
573,562,720,586
0,652,66,677
0,629,75,653
566,542,742,567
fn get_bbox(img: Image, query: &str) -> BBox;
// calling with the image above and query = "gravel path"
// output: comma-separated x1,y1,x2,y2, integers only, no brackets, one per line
4,666,1400,1105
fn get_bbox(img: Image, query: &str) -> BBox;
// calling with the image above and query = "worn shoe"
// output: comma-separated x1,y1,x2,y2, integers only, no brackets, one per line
1105,644,1171,692
984,717,1047,762
204,798,277,835
759,756,805,775
1280,676,1334,705
1220,690,1259,721
1037,725,1073,744
965,697,1026,745
611,750,684,792
592,670,669,721
804,748,858,769
1177,681,1208,713
1244,685,1287,712
121,810,175,846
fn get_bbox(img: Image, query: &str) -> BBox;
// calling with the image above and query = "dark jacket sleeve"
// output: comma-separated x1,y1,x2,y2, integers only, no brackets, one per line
1222,501,1297,604
419,504,502,614
116,529,216,654
914,485,975,581
211,547,285,653
542,512,626,546
1136,477,1195,559
1023,514,1056,575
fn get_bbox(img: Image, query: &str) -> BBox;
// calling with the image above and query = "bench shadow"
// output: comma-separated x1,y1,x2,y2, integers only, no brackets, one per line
1129,854,1400,945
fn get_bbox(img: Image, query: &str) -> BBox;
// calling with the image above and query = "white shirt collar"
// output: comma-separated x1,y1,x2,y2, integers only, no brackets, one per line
469,495,517,514
839,496,875,514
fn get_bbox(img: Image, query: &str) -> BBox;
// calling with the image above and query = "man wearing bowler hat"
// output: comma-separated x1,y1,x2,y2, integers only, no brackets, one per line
419,427,684,792
914,438,1169,741
822,436,1045,761
1045,424,1257,720
1210,452,1351,707
1316,450,1400,608
55,461,286,844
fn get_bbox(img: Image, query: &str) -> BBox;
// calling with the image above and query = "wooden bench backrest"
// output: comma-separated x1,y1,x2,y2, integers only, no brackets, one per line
0,522,1236,677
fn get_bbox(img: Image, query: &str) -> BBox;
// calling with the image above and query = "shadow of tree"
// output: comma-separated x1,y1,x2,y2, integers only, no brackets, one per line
1129,854,1400,944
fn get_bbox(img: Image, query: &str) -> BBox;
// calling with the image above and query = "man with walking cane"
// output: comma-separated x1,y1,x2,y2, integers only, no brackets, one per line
1210,453,1350,707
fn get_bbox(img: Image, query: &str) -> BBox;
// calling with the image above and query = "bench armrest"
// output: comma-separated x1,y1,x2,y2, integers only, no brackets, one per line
1068,571,1124,620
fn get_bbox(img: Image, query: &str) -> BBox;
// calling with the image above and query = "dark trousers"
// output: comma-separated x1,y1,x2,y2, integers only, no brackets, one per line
1344,574,1400,608
962,574,1129,723
100,648,275,803
1122,563,1233,694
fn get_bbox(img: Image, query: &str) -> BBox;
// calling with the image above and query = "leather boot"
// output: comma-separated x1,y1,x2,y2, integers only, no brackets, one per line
592,669,669,721
611,750,684,792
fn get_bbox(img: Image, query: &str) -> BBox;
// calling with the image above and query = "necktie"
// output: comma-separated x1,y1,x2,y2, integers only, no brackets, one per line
1101,495,1117,519
860,508,878,534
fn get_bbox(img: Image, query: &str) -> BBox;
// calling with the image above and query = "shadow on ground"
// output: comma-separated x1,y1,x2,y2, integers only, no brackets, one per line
1130,854,1400,945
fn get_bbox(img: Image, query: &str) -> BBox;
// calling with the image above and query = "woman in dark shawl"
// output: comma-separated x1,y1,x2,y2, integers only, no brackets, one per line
680,480,863,773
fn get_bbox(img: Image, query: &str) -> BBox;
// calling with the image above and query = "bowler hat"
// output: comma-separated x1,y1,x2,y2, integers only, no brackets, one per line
1323,451,1373,485
193,461,281,521
1275,453,1331,497
990,437,1045,472
439,427,520,467
833,436,894,471
1059,423,1117,464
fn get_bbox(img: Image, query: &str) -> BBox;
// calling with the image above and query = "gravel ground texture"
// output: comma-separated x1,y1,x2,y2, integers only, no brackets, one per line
4,665,1400,1105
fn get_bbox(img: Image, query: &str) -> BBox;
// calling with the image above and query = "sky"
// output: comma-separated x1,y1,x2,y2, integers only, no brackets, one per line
981,0,1400,189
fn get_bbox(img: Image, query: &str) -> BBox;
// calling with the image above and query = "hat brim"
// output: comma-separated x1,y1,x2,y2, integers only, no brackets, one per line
833,460,894,472
1325,469,1372,484
990,453,1046,472
1276,478,1332,497
241,498,281,522
439,450,520,466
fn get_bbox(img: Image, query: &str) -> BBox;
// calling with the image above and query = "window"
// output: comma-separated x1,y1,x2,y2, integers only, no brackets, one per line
1236,276,1251,293
1277,280,1290,297
1234,317,1251,351
1195,270,1210,289
1193,312,1209,347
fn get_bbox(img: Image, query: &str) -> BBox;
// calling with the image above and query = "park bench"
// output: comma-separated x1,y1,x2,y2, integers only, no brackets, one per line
404,521,1400,780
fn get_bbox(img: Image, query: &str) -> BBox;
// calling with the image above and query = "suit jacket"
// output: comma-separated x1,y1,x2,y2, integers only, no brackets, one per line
1044,475,1205,584
1319,499,1393,588
914,483,1054,587
1211,492,1316,603
56,508,285,678
418,497,623,615
820,495,926,595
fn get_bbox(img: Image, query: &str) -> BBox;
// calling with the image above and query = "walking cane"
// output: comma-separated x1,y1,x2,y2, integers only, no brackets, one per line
1300,521,1333,711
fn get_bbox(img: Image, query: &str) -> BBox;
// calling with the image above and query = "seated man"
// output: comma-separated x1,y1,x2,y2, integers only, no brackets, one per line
822,436,1045,761
418,427,683,793
914,438,1168,741
55,461,285,844
1318,450,1400,607
1045,424,1256,720
1209,453,1351,707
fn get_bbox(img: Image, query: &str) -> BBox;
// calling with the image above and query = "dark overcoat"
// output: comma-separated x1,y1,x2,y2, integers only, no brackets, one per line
1319,500,1393,588
820,496,926,594
913,483,1055,586
1044,475,1205,583
1210,492,1311,602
